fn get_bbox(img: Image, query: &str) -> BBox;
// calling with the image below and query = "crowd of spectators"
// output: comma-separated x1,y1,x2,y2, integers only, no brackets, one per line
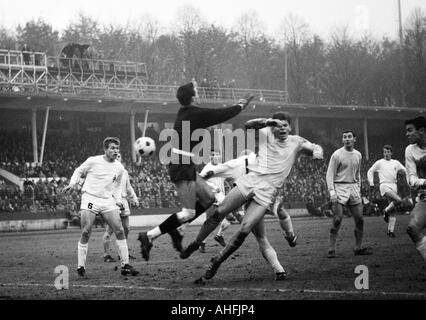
0,129,409,215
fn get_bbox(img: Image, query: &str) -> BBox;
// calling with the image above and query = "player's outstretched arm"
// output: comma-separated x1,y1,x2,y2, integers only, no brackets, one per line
62,169,83,193
245,117,286,130
192,95,255,129
366,162,378,188
62,157,92,193
61,184,74,193
299,140,324,160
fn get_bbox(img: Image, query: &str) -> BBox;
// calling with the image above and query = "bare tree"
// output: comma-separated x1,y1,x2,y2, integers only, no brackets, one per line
404,7,426,108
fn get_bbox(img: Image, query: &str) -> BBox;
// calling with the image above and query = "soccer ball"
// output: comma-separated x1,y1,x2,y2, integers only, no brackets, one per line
134,136,156,157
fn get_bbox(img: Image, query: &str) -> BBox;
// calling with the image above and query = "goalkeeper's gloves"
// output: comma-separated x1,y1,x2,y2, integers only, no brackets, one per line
237,95,254,110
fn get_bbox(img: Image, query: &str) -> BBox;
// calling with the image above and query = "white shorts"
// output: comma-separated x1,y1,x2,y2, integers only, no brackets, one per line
80,193,120,215
334,183,361,206
379,183,397,197
206,181,225,205
235,172,278,210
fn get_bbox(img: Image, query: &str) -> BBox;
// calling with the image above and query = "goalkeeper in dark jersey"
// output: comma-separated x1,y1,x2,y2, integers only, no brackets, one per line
137,82,253,261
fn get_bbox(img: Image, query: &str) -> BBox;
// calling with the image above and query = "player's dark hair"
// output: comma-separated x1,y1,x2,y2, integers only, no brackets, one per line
176,82,195,106
383,145,392,152
405,117,426,131
272,111,291,124
342,130,356,137
103,137,120,149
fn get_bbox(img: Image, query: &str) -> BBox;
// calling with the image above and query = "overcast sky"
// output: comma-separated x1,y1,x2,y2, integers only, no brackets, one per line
0,0,425,39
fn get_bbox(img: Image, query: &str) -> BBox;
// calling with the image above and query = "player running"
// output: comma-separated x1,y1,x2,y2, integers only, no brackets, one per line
367,145,411,237
137,82,254,261
326,131,372,258
103,153,139,262
63,137,139,278
404,117,426,261
180,149,298,260
180,148,297,279
194,111,323,283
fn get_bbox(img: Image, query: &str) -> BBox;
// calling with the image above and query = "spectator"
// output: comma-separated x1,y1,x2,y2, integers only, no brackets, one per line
21,43,31,65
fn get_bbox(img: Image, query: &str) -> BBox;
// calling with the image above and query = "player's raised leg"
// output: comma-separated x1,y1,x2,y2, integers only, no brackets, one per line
197,200,267,282
77,209,96,278
275,204,297,247
383,190,403,237
180,186,247,259
214,215,232,247
139,174,215,260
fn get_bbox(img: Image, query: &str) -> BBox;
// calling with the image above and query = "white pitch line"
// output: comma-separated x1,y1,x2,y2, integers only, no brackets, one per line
1,282,425,298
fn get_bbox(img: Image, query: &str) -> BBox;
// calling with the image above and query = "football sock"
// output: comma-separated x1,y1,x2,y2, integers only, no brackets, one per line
116,239,129,266
329,228,338,251
354,228,364,250
261,246,285,273
78,242,88,268
416,236,426,261
147,226,162,241
384,202,395,213
158,213,181,236
217,219,231,237
216,231,248,263
388,216,396,232
280,216,294,237
196,212,223,244
103,233,112,256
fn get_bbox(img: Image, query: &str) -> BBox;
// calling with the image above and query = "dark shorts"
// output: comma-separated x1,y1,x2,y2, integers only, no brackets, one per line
168,164,197,183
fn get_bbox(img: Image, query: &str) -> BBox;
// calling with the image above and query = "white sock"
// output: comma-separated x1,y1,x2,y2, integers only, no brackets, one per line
78,242,88,268
280,216,294,237
116,239,129,266
261,247,284,273
217,219,231,237
384,202,395,213
416,236,426,261
388,216,396,232
147,226,162,241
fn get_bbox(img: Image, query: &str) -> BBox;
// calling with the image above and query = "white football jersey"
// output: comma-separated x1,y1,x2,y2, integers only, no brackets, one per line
70,155,124,200
248,128,308,188
367,158,406,186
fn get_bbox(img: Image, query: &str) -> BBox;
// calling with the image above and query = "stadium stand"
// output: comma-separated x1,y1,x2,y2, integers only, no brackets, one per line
0,126,398,215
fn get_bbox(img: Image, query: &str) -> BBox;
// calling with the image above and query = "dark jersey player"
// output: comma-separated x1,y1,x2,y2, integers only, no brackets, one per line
138,82,254,260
